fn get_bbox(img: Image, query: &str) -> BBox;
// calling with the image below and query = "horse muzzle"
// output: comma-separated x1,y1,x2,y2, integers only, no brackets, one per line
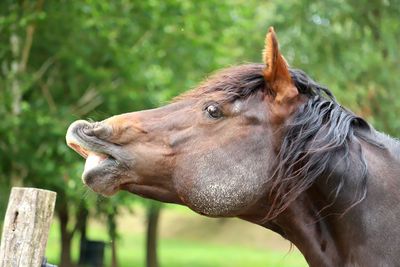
66,120,125,196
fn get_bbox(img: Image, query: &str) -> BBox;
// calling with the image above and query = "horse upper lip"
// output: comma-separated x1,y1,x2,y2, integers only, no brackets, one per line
66,120,116,159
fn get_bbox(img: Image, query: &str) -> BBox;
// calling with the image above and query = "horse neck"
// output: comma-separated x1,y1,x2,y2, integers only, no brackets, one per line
268,130,400,266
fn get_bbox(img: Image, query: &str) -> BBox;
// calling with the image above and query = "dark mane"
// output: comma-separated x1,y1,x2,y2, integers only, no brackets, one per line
267,94,372,220
185,63,379,220
177,64,266,103
179,63,336,103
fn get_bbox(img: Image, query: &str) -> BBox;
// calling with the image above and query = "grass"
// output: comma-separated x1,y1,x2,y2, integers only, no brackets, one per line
45,205,308,267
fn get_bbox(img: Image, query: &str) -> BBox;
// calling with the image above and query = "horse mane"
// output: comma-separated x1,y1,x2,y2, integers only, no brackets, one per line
264,67,372,219
183,63,382,220
175,64,266,103
179,63,338,103
267,91,370,219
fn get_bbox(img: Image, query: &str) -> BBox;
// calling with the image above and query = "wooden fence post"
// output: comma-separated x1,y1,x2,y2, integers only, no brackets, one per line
0,187,57,267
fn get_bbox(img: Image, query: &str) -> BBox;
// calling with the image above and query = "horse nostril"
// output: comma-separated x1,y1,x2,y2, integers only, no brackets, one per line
83,128,94,136
92,124,113,139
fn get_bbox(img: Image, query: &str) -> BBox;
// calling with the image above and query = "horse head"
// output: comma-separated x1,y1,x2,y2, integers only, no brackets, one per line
66,27,305,218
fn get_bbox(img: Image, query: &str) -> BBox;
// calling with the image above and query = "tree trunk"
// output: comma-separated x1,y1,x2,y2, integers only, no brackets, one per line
58,201,74,267
146,202,161,267
78,203,88,267
107,211,118,267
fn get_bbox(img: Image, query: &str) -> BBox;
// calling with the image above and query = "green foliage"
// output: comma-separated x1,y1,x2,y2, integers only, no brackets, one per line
269,0,400,134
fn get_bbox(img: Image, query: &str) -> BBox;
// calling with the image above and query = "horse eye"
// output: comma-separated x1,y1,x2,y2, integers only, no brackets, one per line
206,105,223,119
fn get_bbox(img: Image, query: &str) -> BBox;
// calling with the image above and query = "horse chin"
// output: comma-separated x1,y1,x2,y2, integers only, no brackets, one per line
83,172,120,197
81,158,121,197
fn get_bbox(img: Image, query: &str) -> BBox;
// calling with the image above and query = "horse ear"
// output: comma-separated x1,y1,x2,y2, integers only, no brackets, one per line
263,27,298,103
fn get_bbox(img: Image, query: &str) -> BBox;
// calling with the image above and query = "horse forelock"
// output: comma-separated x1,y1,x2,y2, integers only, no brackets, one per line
176,63,337,104
174,63,267,103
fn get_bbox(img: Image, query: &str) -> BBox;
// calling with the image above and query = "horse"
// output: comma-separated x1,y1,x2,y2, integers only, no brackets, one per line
66,27,400,266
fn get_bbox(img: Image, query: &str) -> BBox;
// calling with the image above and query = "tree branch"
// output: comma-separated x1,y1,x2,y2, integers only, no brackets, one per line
19,0,45,72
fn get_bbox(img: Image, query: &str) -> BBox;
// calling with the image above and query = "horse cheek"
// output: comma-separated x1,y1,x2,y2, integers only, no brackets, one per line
175,146,267,217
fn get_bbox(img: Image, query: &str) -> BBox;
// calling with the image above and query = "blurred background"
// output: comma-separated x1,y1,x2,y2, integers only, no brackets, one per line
0,0,399,266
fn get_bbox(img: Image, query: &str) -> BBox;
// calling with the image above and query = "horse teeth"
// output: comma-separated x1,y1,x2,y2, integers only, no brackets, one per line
84,152,108,172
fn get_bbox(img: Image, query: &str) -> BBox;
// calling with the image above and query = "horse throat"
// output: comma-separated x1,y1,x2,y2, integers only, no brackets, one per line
269,193,342,267
258,133,400,267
